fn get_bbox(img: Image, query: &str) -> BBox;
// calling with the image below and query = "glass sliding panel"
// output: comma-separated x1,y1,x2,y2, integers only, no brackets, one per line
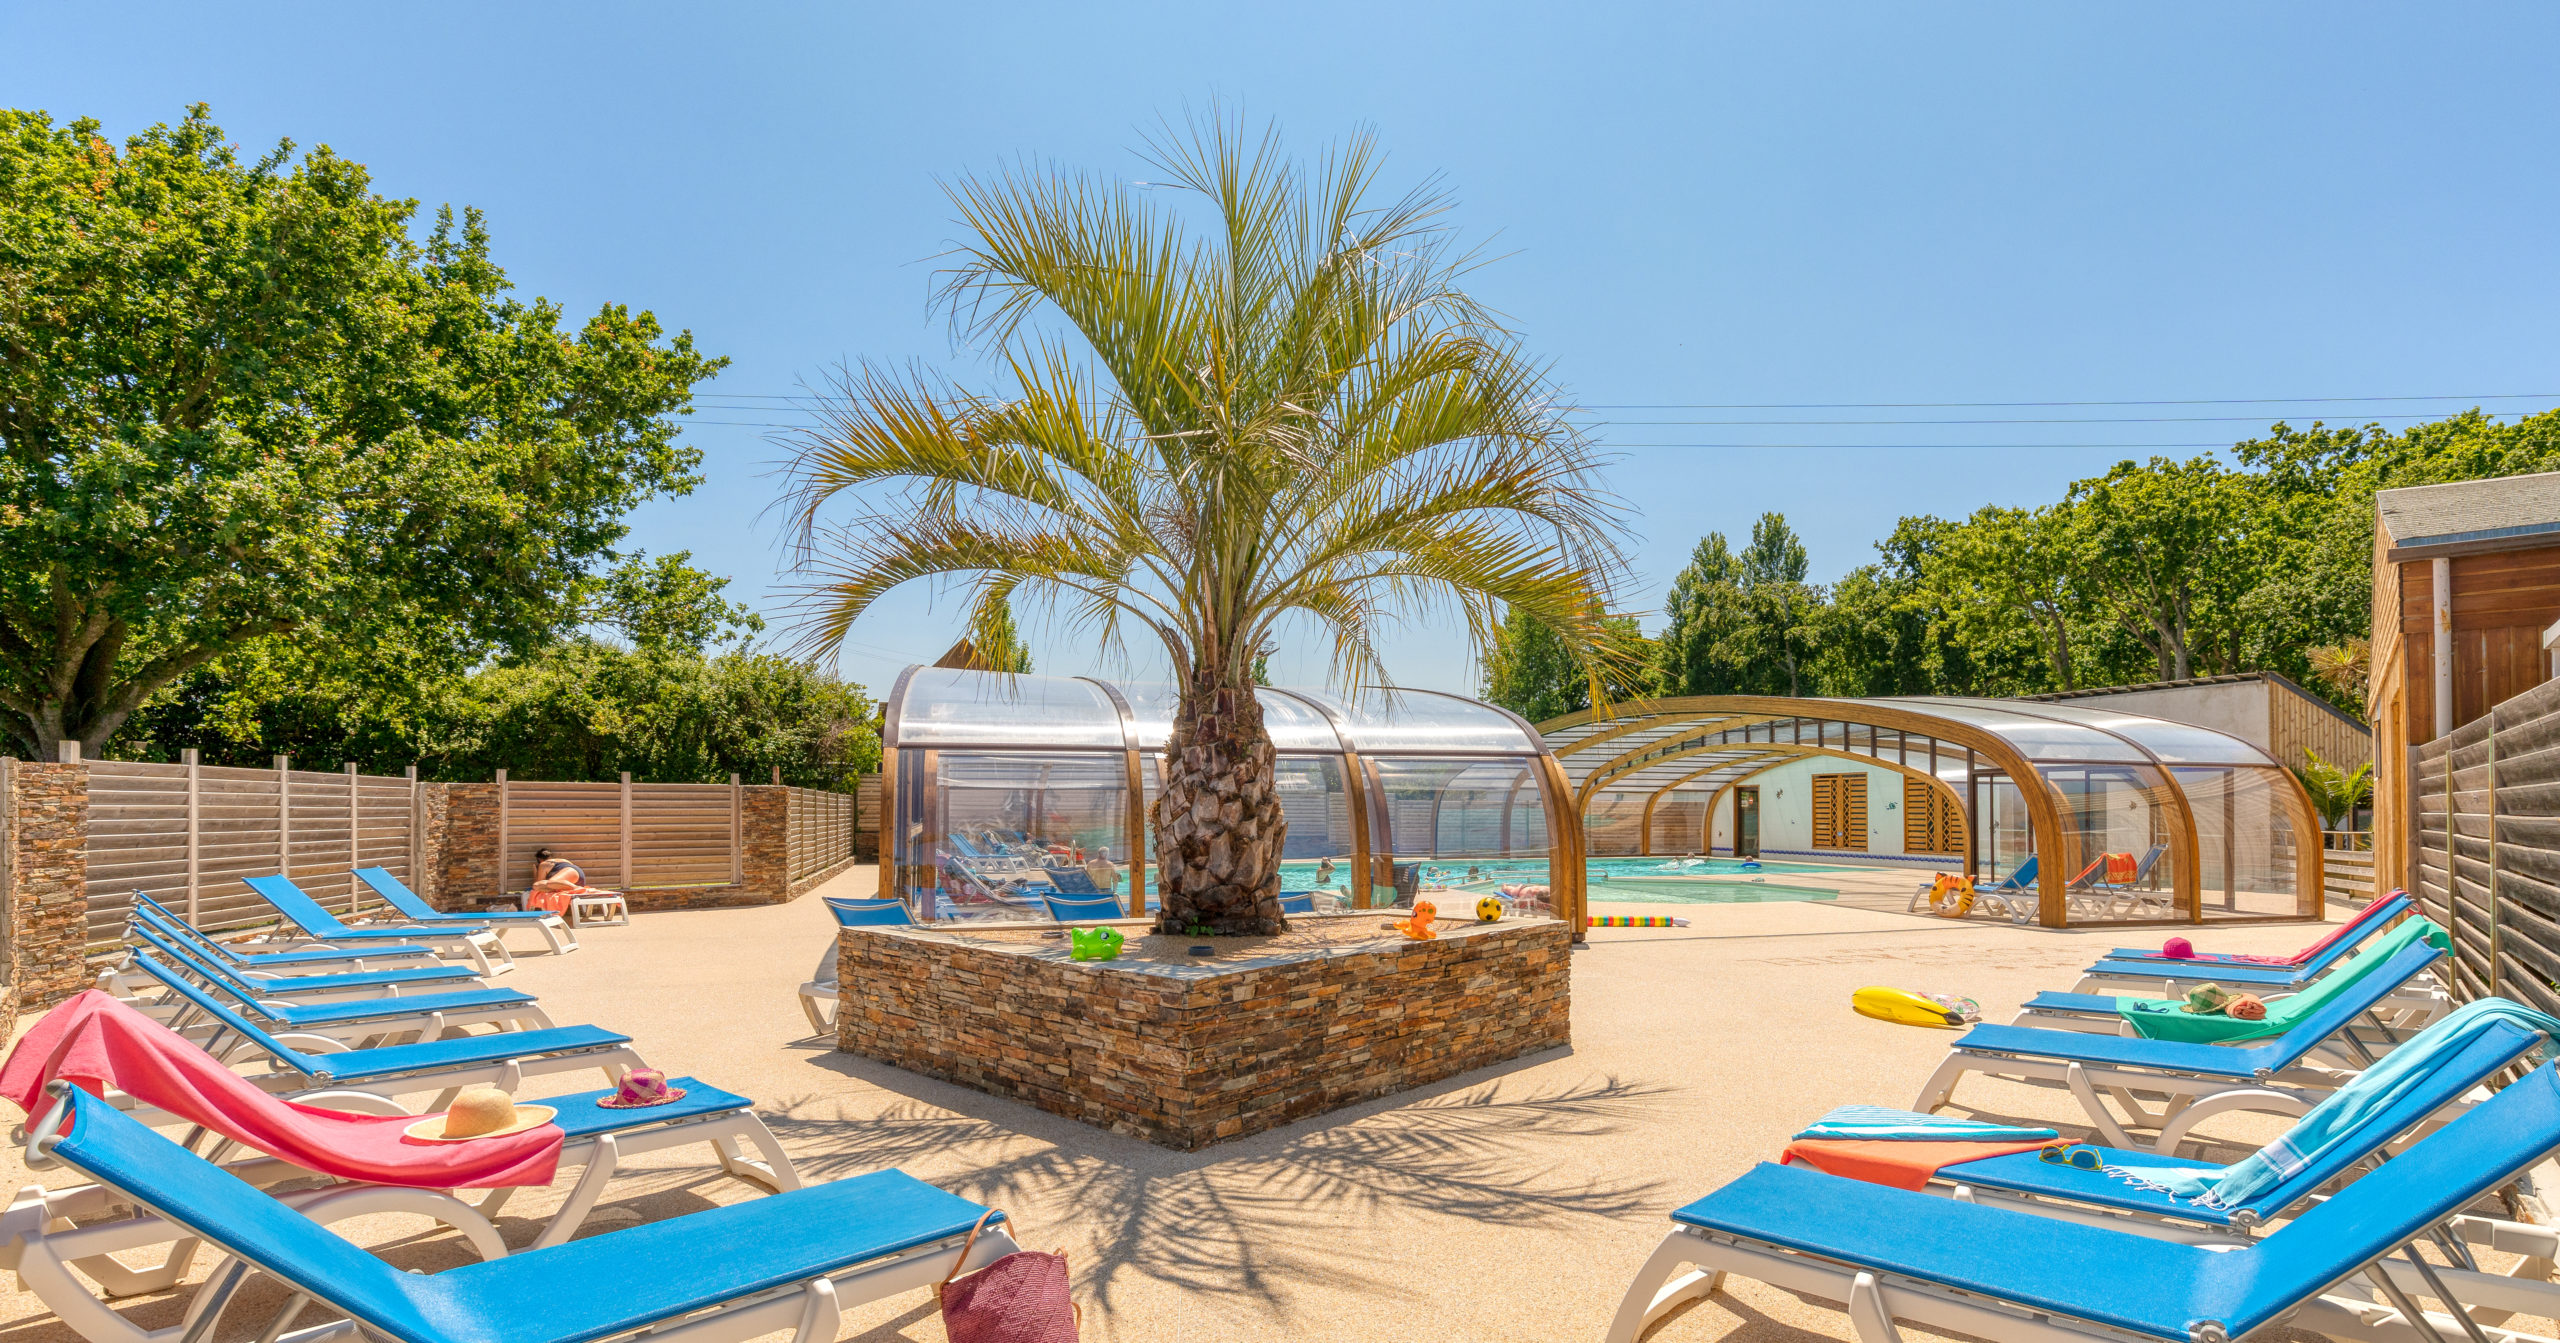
1368,757,1555,898
914,751,1129,923
2040,762,2184,922
1272,754,1357,902
2172,765,2303,920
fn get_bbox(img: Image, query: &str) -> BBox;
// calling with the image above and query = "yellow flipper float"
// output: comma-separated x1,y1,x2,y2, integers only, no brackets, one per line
1853,986,1973,1029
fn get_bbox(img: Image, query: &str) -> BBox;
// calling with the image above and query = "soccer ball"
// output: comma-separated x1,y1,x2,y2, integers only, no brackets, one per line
1475,895,1505,923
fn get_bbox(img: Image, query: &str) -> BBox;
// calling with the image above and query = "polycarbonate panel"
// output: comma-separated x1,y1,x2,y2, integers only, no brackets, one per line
1370,757,1552,858
893,668,1127,748
1255,689,1352,751
908,750,1130,924
1867,698,2150,764
1291,688,1541,754
1979,699,2282,768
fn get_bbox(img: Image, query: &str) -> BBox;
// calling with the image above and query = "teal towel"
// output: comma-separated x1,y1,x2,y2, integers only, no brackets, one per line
1794,1105,2059,1143
2148,997,2558,1208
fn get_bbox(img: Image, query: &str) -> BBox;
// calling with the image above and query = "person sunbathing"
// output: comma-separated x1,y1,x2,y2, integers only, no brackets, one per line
528,848,613,920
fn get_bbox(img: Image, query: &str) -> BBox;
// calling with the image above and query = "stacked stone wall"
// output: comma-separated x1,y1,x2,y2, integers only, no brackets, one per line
838,920,1571,1150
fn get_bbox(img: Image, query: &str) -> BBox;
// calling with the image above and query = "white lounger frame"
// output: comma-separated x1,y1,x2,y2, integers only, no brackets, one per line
248,924,516,977
0,1177,1016,1343
1910,1026,2460,1153
0,1090,802,1300
1603,1219,2560,1343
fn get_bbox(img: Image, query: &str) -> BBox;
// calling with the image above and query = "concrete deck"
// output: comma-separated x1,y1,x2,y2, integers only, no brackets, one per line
0,869,2401,1341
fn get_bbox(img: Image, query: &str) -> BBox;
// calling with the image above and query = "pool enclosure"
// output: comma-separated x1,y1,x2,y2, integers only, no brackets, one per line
1541,695,2324,926
879,668,1588,928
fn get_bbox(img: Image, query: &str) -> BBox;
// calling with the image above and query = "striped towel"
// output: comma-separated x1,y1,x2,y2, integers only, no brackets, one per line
1793,1105,2060,1143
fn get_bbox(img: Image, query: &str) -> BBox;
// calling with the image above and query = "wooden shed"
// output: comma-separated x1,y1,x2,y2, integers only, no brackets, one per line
2369,470,2560,893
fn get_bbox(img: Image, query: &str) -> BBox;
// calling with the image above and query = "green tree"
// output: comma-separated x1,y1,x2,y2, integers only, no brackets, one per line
1930,503,2086,690
0,105,721,758
967,589,1034,673
593,552,765,652
1739,512,1819,696
1483,605,1650,722
780,117,1631,934
2069,456,2256,680
2293,746,2372,833
1655,532,1757,696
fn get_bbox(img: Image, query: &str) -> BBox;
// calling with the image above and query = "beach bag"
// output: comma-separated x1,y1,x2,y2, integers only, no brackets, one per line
940,1209,1080,1343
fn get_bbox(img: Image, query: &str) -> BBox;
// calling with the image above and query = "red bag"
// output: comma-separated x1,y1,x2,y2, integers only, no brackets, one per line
2104,851,2137,885
940,1210,1080,1343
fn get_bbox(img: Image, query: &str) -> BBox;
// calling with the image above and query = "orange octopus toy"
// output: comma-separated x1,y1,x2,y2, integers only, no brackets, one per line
1391,899,1438,940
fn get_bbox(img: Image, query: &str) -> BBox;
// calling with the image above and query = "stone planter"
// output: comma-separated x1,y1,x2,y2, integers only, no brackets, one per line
836,916,1571,1150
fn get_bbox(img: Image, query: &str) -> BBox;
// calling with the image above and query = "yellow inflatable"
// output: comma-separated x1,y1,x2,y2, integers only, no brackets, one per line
1925,873,1976,918
1853,985,1969,1029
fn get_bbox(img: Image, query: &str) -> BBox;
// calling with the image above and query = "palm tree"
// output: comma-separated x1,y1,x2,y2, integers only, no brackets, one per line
780,118,1631,935
2295,747,2374,837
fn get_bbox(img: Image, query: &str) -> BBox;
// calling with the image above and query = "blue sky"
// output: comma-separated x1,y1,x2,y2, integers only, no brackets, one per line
8,3,2558,697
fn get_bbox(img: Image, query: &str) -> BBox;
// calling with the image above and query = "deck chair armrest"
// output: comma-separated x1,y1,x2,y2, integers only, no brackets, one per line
287,1090,416,1117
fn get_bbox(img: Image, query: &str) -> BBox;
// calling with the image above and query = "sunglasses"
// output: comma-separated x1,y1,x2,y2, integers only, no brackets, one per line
2040,1144,2103,1171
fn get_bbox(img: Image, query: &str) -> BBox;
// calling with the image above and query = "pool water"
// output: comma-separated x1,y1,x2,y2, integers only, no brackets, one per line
1267,855,1851,906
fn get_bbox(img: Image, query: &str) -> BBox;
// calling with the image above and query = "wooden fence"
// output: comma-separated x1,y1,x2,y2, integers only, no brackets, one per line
2410,674,2560,1016
84,755,423,950
788,787,859,884
81,760,877,953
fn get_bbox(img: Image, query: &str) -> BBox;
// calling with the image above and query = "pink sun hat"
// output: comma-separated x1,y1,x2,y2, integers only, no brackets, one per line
595,1068,687,1108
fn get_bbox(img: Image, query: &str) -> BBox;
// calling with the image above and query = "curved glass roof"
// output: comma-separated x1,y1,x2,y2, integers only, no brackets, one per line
887,670,1545,756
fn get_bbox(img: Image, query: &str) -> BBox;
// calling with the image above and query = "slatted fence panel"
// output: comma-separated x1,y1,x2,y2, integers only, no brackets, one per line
83,759,420,951
785,786,858,883
2411,674,2560,1016
501,782,626,893
625,783,737,888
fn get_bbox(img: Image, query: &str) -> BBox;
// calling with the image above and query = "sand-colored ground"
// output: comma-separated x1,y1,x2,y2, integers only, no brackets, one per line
0,871,2370,1342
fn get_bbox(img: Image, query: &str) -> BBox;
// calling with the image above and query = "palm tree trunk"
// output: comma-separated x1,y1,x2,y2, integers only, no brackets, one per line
1154,669,1288,935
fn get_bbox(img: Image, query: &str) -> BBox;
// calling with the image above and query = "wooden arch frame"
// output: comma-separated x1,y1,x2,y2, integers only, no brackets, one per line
1542,696,2074,926
1599,742,1976,858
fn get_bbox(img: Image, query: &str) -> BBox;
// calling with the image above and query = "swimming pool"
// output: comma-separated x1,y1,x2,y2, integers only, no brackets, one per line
1268,855,1857,901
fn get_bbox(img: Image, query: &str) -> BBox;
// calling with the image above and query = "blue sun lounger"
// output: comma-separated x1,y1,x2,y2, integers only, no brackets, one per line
242,874,514,976
1607,1061,2560,1343
125,951,642,1103
800,897,917,1033
2097,891,2415,969
1913,938,2447,1151
2072,893,2417,997
2014,916,2449,1035
1932,1015,2544,1236
1,1067,803,1300
130,890,447,974
14,1082,1019,1343
353,865,579,955
116,898,484,998
122,925,550,1044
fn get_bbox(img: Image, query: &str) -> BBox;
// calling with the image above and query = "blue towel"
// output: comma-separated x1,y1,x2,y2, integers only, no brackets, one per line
1794,1105,2061,1143
2151,997,2560,1208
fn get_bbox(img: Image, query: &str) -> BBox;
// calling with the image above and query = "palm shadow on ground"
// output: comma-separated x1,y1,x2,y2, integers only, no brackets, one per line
768,1048,1679,1330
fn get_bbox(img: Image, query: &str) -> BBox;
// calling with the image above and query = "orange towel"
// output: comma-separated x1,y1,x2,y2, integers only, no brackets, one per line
1781,1138,2065,1190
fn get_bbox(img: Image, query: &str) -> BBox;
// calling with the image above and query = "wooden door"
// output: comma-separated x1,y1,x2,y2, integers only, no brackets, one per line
1812,773,1867,850
1903,777,1966,855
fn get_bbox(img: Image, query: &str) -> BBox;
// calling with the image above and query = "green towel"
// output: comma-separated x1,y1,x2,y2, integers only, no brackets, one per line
2119,917,2447,1043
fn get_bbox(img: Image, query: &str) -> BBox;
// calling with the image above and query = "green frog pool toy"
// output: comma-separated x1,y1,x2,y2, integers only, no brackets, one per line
1069,927,1126,962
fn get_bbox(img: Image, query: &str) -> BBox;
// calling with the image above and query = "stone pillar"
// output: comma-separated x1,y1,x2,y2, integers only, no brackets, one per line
740,785,789,902
435,783,502,910
9,761,90,1012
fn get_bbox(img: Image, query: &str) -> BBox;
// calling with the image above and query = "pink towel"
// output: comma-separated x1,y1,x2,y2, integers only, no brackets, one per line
2160,891,2403,966
0,991,562,1188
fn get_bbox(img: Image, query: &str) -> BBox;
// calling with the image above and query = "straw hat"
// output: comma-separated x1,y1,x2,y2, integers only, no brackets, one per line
404,1086,555,1142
